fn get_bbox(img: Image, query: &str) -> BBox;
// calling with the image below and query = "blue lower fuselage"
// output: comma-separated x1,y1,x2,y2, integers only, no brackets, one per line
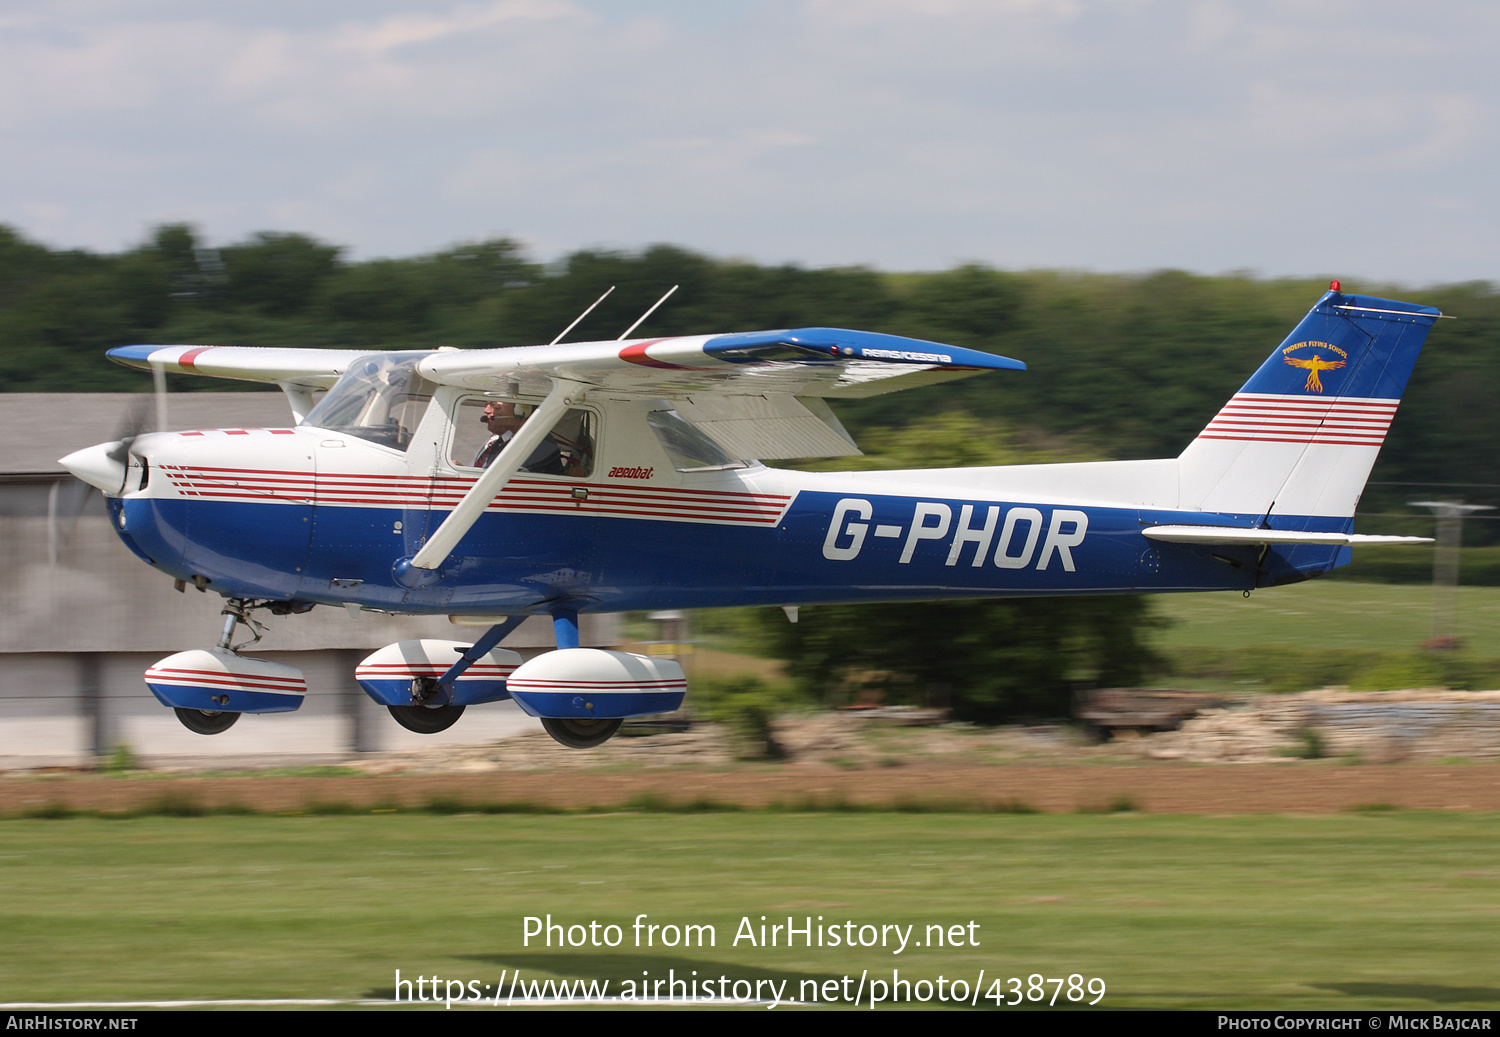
109,485,1348,615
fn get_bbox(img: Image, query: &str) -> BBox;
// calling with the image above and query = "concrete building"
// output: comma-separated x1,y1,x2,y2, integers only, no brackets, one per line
0,392,619,769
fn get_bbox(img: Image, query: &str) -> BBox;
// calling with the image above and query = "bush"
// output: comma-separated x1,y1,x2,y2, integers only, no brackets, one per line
103,743,138,774
758,595,1164,723
694,675,799,759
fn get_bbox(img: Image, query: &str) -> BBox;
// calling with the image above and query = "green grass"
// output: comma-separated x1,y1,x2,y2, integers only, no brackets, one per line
1152,581,1500,656
1147,581,1500,692
2,812,1499,1009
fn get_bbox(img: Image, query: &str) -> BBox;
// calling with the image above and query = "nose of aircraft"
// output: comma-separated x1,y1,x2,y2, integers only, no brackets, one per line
59,440,128,494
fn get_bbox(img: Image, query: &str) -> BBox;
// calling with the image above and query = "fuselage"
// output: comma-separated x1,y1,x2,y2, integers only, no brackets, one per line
101,385,1339,616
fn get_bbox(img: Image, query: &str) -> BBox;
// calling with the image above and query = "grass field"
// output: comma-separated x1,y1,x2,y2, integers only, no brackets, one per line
4,811,1499,1010
1151,581,1500,655
1143,582,1500,692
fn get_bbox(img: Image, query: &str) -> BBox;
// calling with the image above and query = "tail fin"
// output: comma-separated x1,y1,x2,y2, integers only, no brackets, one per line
1177,288,1440,526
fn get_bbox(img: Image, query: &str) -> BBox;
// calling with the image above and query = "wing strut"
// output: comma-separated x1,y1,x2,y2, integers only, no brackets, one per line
404,380,581,574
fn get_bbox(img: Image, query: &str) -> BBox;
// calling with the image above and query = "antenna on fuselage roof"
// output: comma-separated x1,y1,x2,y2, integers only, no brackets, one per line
618,285,679,340
548,285,616,346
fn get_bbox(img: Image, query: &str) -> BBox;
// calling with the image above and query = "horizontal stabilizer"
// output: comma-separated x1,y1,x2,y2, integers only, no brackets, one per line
1142,525,1432,547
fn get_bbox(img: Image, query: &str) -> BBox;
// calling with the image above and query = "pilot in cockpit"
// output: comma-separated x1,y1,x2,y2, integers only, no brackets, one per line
474,400,565,473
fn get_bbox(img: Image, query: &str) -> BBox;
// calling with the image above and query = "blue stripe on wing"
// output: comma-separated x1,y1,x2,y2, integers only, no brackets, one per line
702,328,1025,370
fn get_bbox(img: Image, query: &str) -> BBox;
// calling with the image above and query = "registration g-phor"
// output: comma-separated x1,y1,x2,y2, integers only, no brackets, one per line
62,282,1437,747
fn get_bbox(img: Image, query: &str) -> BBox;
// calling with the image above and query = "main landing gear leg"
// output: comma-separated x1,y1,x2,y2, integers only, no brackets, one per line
385,615,528,734
553,608,580,650
537,607,622,749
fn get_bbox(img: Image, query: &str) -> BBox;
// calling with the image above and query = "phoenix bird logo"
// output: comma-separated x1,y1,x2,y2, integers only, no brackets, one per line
1282,341,1348,393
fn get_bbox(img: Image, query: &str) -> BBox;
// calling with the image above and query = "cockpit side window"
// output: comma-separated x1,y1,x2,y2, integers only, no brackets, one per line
451,398,596,478
304,354,435,451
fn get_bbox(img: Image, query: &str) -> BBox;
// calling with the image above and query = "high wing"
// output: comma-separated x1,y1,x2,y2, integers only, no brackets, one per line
107,343,375,387
107,343,380,422
107,329,1023,397
108,329,1024,460
413,328,1024,400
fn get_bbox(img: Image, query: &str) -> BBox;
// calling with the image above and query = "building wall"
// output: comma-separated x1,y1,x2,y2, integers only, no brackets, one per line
0,649,554,769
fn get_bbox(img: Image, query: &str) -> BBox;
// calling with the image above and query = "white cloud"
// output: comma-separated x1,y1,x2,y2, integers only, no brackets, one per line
0,0,1495,281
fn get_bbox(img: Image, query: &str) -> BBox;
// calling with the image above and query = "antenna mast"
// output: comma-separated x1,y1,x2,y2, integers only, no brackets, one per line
618,285,679,340
549,286,616,346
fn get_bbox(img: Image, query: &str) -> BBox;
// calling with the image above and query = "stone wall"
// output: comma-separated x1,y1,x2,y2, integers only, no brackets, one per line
1133,688,1500,763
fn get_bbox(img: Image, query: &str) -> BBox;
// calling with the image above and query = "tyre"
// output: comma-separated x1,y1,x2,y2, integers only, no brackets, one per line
388,703,466,734
173,708,240,735
540,716,622,748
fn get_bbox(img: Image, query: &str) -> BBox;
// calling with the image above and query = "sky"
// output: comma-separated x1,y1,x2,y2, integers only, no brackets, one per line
2,0,1497,283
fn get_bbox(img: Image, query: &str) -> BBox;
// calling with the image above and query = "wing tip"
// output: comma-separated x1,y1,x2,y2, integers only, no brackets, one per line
107,345,160,367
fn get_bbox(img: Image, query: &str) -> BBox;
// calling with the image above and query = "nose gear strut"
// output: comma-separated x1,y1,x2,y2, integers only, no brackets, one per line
217,598,268,653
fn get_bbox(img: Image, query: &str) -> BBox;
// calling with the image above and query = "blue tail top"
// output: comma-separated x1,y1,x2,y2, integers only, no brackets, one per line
1238,290,1441,401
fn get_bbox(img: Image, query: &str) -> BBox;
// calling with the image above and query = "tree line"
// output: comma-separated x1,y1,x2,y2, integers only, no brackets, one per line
7,223,1494,717
5,223,1494,517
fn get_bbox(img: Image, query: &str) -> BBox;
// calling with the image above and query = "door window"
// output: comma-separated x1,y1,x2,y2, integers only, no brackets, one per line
452,398,595,477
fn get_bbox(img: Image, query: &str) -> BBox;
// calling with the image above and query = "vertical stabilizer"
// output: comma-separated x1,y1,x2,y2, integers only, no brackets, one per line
1177,288,1440,525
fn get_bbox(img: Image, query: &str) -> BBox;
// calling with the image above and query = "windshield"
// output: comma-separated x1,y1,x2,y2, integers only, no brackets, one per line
304,353,435,450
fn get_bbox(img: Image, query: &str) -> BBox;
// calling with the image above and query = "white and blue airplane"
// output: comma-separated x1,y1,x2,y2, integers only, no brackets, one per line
60,283,1438,747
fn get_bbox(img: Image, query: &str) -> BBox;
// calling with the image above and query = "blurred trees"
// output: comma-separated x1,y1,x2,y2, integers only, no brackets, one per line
760,596,1162,723
219,232,341,316
8,222,1494,714
1,222,1496,539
